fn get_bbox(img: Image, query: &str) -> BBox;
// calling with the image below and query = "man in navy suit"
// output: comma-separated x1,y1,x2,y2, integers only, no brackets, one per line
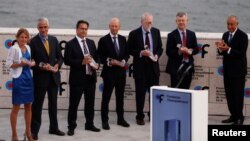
215,15,248,125
165,12,198,89
98,18,130,130
128,12,163,125
64,20,100,136
30,17,65,140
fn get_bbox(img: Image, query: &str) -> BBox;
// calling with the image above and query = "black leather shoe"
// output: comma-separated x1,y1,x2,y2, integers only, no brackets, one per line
117,120,130,127
49,129,65,136
232,119,244,125
102,122,110,130
221,117,235,123
67,129,75,136
85,125,101,132
136,119,145,125
31,134,38,140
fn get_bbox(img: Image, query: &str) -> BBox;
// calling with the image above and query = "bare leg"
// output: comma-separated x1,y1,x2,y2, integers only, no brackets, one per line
24,103,34,141
10,104,20,141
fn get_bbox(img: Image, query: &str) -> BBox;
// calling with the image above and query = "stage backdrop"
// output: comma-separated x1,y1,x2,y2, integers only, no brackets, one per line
0,28,250,116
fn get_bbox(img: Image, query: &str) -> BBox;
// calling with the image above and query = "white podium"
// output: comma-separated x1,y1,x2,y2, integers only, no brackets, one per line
150,86,208,141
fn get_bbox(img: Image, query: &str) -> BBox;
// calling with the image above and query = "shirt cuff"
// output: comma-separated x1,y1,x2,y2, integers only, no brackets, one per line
227,47,231,54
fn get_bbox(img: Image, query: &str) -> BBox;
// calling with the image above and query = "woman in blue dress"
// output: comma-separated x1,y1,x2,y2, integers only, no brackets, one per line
6,28,36,141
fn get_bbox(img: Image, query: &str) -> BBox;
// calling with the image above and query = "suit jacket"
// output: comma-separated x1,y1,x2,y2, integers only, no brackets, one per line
30,34,63,87
165,29,198,75
128,27,163,79
64,37,98,86
220,28,248,77
98,34,129,78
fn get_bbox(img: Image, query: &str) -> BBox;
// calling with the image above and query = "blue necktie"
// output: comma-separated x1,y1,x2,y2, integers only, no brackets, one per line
228,33,233,44
113,36,119,55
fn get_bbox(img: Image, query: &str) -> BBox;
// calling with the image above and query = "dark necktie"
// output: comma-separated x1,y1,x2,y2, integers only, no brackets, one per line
113,36,119,55
182,31,186,46
182,31,189,60
82,40,92,75
82,40,89,54
228,33,233,44
145,31,150,50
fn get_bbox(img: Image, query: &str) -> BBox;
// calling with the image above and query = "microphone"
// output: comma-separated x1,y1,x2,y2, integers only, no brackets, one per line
177,62,186,74
184,65,192,74
175,63,193,88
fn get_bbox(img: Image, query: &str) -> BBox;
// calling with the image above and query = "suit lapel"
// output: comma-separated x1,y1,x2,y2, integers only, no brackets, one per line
86,39,92,56
138,28,144,49
174,29,182,44
186,30,190,48
117,35,123,56
47,36,53,61
74,37,84,57
225,32,230,45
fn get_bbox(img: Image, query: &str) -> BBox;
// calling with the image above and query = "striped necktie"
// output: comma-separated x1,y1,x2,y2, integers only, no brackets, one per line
82,40,92,75
113,36,119,55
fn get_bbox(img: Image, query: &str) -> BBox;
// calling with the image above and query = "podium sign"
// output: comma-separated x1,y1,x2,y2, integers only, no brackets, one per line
151,86,208,141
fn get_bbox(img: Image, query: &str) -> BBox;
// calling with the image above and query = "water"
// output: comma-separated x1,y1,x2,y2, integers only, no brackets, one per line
0,0,250,33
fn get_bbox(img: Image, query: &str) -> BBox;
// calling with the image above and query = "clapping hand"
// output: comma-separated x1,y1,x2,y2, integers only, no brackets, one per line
215,40,229,52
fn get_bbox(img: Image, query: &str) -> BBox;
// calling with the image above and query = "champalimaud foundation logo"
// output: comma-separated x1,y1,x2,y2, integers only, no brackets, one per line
244,88,250,98
217,65,223,76
4,39,13,49
5,80,12,90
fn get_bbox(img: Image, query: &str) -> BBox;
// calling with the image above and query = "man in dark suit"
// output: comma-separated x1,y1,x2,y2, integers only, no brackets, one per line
215,15,248,125
30,17,65,140
165,12,198,89
64,20,100,136
98,17,130,130
128,12,163,125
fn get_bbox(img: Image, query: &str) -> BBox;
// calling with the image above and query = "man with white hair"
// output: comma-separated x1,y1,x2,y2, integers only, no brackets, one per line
215,15,248,125
128,12,163,125
30,17,65,140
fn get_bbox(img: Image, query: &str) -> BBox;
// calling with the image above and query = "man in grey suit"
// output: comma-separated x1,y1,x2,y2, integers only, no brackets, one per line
30,17,65,140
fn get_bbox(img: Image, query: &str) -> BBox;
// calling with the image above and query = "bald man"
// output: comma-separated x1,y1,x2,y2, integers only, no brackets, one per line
98,17,130,130
215,15,248,125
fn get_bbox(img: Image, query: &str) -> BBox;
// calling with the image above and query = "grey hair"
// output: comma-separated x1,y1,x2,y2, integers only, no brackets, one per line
109,17,120,25
228,15,238,23
141,12,153,21
176,12,188,18
37,17,49,26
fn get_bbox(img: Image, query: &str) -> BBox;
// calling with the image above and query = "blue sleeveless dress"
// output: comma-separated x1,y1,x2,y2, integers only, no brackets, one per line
12,50,34,104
